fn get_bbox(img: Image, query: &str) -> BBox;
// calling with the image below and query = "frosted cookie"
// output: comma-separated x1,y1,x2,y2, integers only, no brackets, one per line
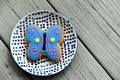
26,25,64,62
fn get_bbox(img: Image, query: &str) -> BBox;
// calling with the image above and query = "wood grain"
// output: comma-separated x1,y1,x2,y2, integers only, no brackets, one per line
48,0,120,79
0,0,112,80
33,40,111,80
0,0,54,47
0,40,32,80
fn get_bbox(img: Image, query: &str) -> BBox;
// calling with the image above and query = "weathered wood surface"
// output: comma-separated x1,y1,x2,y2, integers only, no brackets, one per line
0,0,53,47
0,0,118,80
48,0,120,80
33,40,111,80
0,40,32,80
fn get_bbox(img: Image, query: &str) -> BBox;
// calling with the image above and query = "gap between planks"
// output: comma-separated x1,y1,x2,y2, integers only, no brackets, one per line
47,0,120,79
46,0,113,79
0,1,112,79
0,0,112,80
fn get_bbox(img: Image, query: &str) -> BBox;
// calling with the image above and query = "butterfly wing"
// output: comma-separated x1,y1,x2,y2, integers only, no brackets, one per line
46,25,64,61
26,25,43,61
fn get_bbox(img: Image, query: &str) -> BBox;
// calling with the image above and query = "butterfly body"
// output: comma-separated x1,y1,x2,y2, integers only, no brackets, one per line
26,25,64,62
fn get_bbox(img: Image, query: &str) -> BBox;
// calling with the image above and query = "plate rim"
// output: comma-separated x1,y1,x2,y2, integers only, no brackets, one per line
10,10,78,76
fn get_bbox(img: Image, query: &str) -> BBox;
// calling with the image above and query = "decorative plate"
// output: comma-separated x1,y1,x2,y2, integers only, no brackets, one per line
10,10,77,76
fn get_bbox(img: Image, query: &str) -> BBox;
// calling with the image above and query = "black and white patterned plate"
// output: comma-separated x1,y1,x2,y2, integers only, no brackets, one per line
10,10,77,76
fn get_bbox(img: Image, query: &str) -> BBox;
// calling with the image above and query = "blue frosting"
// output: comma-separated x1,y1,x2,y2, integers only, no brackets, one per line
26,25,44,60
26,25,63,61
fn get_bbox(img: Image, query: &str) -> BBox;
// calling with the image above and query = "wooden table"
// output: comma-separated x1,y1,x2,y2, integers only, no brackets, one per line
0,0,120,80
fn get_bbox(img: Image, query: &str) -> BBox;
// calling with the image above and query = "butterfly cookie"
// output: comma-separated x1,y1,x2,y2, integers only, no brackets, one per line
26,25,64,62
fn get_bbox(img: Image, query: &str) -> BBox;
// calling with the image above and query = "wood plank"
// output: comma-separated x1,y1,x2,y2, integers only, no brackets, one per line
48,0,120,79
33,40,111,80
0,0,111,79
0,40,32,80
0,0,54,47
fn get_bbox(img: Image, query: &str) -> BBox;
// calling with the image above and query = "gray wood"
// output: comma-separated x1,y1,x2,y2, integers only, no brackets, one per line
0,0,54,47
0,40,32,80
33,40,111,80
0,0,112,80
48,0,120,79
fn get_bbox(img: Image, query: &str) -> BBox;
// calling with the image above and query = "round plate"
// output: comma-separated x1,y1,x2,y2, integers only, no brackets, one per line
10,10,77,76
